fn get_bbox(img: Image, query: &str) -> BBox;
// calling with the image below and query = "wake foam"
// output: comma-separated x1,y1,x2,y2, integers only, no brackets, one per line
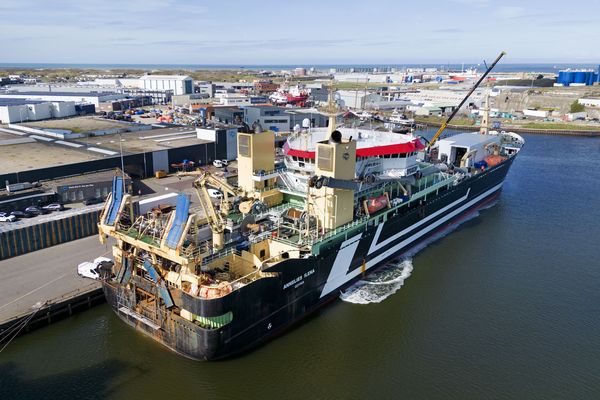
339,259,413,304
340,198,497,304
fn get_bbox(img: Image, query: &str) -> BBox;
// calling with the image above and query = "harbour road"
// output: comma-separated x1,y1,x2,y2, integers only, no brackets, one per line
0,236,112,324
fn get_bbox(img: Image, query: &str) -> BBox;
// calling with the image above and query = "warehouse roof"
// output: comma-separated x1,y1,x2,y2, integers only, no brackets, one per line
139,75,192,81
0,98,47,106
0,142,104,175
0,91,121,98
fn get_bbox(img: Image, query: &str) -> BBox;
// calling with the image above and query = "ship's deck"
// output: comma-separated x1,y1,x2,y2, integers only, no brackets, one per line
286,127,419,151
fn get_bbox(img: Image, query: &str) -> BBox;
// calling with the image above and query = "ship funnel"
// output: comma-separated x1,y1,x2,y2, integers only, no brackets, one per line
329,130,342,144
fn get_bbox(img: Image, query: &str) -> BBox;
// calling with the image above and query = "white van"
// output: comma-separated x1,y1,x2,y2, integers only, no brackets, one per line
207,189,223,199
212,160,229,168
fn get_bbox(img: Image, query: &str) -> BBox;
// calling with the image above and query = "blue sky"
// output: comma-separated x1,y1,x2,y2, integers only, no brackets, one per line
1,0,599,64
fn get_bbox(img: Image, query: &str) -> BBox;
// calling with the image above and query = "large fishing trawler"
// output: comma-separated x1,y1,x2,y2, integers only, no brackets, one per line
97,52,524,360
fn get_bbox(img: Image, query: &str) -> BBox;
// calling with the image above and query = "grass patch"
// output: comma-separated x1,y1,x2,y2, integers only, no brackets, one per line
415,116,476,126
520,122,600,131
332,81,389,90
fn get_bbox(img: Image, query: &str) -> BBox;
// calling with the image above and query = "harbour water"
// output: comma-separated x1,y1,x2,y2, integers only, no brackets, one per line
2,132,600,399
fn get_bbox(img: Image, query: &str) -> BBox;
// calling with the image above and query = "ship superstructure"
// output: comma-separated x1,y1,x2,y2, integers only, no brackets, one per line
97,52,524,360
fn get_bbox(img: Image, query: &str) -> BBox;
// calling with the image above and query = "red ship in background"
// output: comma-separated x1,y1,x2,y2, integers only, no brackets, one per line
269,84,310,107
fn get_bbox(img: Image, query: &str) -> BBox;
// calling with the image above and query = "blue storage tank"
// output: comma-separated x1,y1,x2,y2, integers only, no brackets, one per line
574,71,587,84
557,70,600,86
557,70,575,86
587,72,596,86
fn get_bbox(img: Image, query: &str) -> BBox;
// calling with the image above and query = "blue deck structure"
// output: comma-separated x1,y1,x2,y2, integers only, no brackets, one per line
143,260,174,308
164,193,191,249
119,256,132,284
105,177,124,226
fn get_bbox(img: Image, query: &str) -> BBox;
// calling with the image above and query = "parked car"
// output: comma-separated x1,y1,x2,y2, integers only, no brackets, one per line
10,210,34,219
24,206,45,216
83,197,104,206
0,214,17,222
207,189,223,199
42,203,65,212
212,159,229,168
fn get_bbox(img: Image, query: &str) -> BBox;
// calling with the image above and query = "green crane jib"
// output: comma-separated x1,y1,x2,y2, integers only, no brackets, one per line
428,51,506,147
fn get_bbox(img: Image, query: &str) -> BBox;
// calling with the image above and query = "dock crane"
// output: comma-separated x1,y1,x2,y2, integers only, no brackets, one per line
428,51,506,148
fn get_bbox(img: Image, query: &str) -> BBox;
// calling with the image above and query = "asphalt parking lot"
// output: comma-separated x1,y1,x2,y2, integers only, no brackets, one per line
1,161,239,233
0,203,104,233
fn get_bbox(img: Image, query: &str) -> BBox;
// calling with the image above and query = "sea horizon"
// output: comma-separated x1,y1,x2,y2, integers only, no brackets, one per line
1,62,598,73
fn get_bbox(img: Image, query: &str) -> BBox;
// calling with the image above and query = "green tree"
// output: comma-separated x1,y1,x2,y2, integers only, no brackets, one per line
570,100,585,113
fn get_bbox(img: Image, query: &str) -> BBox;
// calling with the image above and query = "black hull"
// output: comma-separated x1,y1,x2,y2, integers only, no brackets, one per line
103,156,516,360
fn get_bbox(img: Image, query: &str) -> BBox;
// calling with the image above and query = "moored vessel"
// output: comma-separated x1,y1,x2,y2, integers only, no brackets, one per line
97,52,524,360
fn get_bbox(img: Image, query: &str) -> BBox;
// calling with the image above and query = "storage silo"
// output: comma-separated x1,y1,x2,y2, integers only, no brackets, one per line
587,72,596,85
574,71,587,84
558,70,576,86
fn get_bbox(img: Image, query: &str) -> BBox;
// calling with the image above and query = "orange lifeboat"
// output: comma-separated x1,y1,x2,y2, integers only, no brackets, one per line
363,193,390,215
484,155,507,167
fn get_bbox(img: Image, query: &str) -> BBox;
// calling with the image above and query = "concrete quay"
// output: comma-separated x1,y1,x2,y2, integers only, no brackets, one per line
0,236,111,339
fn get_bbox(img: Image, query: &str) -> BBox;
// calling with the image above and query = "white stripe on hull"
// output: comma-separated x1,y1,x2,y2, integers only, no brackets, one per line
320,233,363,297
368,188,471,254
320,182,503,298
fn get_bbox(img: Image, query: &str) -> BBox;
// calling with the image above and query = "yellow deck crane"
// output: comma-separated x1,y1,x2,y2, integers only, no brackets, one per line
428,51,506,148
179,170,257,250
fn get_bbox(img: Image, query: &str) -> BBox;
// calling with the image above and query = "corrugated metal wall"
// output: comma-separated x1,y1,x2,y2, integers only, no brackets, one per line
0,210,101,260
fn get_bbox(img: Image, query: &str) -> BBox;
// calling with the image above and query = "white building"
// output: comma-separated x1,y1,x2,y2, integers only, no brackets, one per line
243,106,290,133
0,91,125,107
336,90,384,109
216,93,251,106
0,99,77,124
578,98,600,107
334,73,403,84
523,109,548,118
196,127,239,160
139,75,193,96
400,89,485,109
